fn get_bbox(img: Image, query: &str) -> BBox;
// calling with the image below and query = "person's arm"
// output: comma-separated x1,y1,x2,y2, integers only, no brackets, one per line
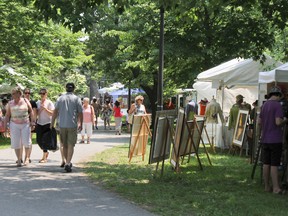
78,112,83,131
4,103,11,131
50,108,59,128
276,117,288,126
42,102,54,116
128,103,136,114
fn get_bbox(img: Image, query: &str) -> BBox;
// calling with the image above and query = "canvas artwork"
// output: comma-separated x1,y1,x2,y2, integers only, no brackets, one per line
171,108,185,169
149,110,177,164
129,114,151,159
232,110,249,147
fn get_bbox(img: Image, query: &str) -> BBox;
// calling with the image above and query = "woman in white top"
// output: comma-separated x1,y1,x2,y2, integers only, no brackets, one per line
36,88,55,163
80,97,95,144
4,87,34,167
128,95,147,115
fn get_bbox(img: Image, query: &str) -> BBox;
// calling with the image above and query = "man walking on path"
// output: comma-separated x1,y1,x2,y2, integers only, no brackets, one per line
51,83,83,172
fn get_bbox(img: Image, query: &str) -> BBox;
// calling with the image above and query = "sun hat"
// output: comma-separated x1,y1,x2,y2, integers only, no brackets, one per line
135,95,144,101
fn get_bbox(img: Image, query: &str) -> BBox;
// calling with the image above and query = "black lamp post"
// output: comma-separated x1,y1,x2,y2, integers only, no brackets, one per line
157,6,164,111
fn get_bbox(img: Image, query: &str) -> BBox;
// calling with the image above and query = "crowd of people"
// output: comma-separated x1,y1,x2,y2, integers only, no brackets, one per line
0,82,147,172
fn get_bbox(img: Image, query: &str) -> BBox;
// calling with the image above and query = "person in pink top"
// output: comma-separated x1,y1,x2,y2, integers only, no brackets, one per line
113,100,123,135
80,97,95,144
4,87,35,167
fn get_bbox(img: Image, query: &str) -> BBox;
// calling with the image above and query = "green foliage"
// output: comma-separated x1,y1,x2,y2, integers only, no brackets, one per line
0,0,92,100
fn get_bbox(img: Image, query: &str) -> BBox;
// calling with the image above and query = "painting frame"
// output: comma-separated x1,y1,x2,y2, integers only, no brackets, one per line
149,110,177,164
232,109,249,147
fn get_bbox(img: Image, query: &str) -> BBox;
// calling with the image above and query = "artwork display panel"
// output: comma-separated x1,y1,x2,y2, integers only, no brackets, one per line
149,110,177,164
171,108,185,169
129,114,151,158
232,110,249,147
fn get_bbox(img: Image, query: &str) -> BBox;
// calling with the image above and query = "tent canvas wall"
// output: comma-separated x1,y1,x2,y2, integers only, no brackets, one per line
258,62,288,107
194,55,281,115
193,56,281,148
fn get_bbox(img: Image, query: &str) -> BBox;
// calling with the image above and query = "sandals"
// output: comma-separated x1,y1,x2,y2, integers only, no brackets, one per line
39,159,47,163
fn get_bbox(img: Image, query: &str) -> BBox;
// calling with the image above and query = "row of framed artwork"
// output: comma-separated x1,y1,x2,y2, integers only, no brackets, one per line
128,108,213,174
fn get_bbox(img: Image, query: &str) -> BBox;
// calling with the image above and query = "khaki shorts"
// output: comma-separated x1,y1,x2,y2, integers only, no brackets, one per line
59,128,77,147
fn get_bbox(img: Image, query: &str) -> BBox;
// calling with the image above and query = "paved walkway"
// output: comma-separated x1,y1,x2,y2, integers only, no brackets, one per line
0,121,155,216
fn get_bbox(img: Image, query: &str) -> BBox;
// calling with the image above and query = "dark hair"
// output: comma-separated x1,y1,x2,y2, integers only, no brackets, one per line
114,100,120,107
269,92,282,98
39,88,47,94
66,83,75,92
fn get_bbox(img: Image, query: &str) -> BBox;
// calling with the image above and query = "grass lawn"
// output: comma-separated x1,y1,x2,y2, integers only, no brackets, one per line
0,133,37,149
85,144,288,216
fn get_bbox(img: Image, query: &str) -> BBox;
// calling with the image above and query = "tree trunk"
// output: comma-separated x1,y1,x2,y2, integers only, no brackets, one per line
89,79,100,100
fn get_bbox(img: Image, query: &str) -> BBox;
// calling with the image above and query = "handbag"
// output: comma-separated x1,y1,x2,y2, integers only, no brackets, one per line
41,127,58,150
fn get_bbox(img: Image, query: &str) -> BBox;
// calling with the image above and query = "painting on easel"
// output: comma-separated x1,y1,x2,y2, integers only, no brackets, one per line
149,110,177,164
129,114,152,162
170,108,185,170
232,110,249,147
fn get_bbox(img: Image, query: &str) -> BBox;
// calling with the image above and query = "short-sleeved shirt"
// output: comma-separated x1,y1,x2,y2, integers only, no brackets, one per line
113,106,122,117
260,100,284,143
55,93,83,128
36,99,55,125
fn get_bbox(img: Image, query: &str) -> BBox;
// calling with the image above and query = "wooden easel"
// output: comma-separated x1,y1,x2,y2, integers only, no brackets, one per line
129,114,152,162
181,118,203,170
202,119,215,153
183,119,212,167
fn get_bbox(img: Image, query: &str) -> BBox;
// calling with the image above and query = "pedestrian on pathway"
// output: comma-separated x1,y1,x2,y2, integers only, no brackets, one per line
113,100,123,135
36,88,55,163
101,99,112,130
51,83,83,172
91,97,101,130
23,88,37,164
4,87,35,167
80,97,95,144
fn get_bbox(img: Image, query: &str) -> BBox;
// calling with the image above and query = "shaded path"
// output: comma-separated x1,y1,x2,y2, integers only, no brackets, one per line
0,121,155,216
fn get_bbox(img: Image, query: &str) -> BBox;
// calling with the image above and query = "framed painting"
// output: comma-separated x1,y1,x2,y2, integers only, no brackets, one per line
149,110,177,164
232,110,249,147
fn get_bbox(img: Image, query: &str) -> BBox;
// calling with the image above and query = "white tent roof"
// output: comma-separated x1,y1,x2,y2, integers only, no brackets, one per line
259,62,288,83
196,55,281,87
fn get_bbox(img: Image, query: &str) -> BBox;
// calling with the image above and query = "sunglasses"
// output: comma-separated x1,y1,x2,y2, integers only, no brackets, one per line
24,92,30,95
39,92,46,95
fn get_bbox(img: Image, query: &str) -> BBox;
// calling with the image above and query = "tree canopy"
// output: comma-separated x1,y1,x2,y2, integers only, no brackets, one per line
2,0,288,115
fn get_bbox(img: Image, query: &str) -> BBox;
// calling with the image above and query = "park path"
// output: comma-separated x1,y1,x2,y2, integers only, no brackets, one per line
0,121,155,216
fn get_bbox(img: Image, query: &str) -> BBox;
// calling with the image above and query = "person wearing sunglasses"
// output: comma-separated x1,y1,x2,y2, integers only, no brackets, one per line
3,87,35,167
36,88,55,163
23,88,37,164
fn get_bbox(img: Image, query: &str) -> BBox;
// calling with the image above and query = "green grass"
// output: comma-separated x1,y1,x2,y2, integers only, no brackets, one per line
85,145,288,216
0,134,37,149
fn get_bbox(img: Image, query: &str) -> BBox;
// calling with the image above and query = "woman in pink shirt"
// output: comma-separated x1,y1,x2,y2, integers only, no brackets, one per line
4,87,35,167
80,97,95,144
113,100,123,135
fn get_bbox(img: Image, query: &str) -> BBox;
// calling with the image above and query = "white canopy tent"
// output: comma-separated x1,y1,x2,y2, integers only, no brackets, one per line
193,56,281,148
194,55,281,115
259,62,288,84
258,63,288,107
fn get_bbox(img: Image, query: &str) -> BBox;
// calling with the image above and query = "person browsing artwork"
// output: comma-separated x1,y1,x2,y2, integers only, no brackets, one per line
258,86,288,194
128,95,147,116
